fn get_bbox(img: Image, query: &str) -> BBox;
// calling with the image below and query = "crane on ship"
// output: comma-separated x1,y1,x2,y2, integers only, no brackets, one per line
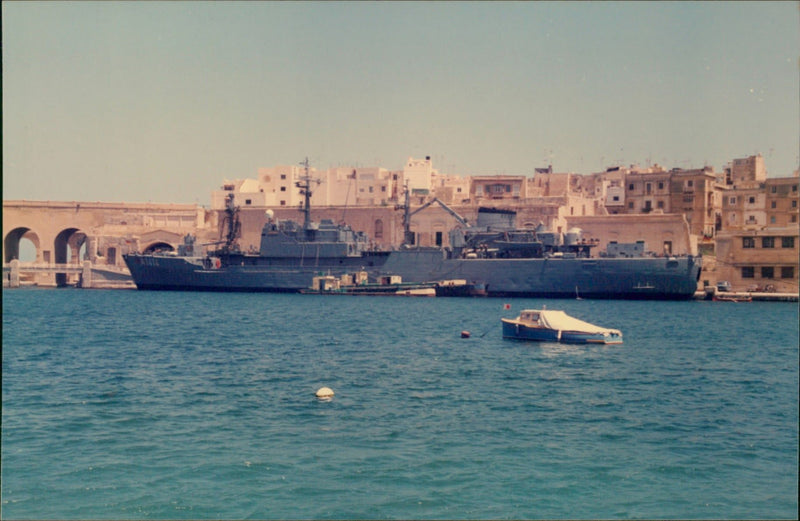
397,184,470,246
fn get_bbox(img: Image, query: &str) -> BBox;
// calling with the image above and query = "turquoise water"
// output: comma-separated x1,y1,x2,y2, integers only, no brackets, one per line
2,289,798,519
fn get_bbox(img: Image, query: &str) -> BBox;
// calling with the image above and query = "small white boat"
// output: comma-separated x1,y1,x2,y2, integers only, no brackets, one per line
502,309,623,344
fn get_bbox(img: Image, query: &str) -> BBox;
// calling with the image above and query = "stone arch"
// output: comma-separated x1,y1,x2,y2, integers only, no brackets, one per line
143,241,175,254
54,228,88,264
54,228,88,286
4,227,41,263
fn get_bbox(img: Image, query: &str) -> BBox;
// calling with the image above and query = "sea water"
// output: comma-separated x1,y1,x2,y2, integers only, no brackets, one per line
2,289,798,519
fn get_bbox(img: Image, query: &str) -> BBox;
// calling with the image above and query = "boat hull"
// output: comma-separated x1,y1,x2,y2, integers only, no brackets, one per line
123,250,701,300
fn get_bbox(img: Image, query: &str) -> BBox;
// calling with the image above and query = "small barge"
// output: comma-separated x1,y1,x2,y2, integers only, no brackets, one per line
301,272,436,296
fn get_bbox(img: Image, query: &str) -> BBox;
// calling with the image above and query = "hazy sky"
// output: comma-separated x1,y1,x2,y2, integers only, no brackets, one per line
3,1,799,205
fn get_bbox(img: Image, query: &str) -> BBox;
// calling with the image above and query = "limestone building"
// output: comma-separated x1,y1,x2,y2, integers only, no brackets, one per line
713,156,799,292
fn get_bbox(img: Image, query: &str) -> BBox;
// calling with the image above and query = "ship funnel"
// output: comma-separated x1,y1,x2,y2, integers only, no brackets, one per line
564,228,582,246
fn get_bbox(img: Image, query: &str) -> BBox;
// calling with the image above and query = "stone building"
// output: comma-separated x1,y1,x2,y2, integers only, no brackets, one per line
723,154,767,186
623,165,719,240
712,156,799,292
567,213,696,256
765,175,799,227
714,227,798,293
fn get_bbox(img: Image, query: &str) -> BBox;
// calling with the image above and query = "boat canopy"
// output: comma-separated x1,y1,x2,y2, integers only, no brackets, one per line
536,310,621,335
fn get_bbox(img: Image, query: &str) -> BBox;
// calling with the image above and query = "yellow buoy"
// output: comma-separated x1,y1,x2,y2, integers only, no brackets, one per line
315,387,334,399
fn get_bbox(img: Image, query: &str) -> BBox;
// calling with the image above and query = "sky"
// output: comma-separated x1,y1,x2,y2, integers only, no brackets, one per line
3,1,799,205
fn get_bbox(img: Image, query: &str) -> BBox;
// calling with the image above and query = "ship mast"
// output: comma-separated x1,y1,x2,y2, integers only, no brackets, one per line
295,157,321,236
222,193,241,253
398,183,414,246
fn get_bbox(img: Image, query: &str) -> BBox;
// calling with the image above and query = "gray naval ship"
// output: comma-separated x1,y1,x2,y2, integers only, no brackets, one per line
124,168,702,300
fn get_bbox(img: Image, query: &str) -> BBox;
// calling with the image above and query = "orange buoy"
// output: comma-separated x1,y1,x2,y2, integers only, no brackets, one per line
461,330,471,338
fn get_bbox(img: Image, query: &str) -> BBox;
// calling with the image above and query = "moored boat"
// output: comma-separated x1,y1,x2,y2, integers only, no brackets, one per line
434,279,488,297
501,308,623,344
300,272,436,296
713,293,752,302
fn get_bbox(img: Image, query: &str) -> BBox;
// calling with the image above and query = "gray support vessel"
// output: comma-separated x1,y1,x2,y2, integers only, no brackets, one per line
124,162,701,299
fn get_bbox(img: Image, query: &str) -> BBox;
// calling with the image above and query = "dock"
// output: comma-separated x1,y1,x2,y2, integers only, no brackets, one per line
694,290,798,302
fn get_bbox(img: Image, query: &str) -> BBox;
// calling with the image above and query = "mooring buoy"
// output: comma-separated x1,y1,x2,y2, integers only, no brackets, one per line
461,330,471,338
315,387,334,399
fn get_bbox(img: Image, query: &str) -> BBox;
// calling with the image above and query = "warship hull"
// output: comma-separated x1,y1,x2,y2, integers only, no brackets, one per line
123,249,701,300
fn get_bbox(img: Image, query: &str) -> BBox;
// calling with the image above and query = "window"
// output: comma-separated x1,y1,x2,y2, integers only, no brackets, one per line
771,201,777,209
280,200,286,206
280,186,286,192
657,201,664,209
781,266,794,278
742,266,755,278
749,196,755,204
770,216,776,224
762,237,775,248
435,231,443,246
628,202,634,209
687,180,694,188
658,182,664,190
742,237,755,248
646,183,652,194
793,185,798,192
245,199,252,205
374,219,383,239
729,197,736,204
280,174,286,180
628,183,635,190
792,200,797,208
782,236,795,248
761,266,774,279
771,186,777,193
612,196,620,202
